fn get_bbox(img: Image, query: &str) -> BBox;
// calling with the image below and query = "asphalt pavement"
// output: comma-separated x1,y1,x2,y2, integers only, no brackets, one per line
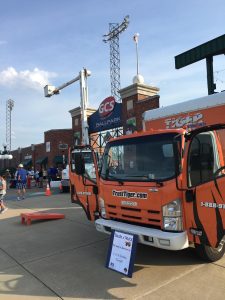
0,187,225,300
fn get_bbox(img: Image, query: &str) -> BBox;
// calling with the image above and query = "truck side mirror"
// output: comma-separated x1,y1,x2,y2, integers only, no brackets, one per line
172,135,186,191
173,138,181,177
74,153,85,175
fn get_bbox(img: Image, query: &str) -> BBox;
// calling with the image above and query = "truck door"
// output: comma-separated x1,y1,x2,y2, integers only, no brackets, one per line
183,125,225,248
70,147,99,221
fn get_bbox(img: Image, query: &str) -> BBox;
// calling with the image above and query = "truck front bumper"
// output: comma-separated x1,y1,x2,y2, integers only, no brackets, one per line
95,219,189,251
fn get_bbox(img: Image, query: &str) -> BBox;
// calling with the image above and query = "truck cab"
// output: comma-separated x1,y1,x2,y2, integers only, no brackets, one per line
69,124,225,262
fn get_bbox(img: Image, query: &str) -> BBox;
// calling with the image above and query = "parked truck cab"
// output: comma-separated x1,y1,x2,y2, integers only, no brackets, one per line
69,123,225,262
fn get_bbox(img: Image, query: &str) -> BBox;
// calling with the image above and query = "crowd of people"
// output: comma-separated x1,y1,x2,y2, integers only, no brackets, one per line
0,164,64,213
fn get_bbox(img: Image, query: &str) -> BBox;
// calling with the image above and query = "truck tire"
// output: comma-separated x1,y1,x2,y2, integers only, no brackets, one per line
195,237,225,262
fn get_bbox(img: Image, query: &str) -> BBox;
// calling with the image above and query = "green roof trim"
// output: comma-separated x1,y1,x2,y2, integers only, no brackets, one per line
53,155,67,164
175,34,225,69
36,157,48,165
22,159,32,167
53,155,63,164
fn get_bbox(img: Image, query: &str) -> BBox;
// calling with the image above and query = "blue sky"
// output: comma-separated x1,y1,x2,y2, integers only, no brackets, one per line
1,0,225,150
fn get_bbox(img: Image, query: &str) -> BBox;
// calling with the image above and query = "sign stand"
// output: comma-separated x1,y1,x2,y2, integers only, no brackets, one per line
106,230,138,278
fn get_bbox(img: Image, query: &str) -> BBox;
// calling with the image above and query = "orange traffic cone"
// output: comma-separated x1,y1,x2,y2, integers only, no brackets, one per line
45,183,52,196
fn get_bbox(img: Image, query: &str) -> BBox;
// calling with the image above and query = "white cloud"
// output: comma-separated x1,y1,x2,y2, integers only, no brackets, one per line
0,67,57,90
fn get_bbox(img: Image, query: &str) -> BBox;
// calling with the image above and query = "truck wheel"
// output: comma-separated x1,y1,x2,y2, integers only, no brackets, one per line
195,237,225,262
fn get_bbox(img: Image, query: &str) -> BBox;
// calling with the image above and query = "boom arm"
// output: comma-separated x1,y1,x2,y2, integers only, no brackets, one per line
44,68,91,145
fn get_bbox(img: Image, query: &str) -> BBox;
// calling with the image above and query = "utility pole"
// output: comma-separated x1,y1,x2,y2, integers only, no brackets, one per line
103,15,129,102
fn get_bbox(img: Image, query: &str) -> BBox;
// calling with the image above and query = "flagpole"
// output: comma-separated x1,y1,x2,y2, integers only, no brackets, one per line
133,33,140,75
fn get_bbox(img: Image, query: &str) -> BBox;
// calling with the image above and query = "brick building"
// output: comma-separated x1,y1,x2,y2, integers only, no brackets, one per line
69,107,96,145
1,129,73,172
119,79,159,133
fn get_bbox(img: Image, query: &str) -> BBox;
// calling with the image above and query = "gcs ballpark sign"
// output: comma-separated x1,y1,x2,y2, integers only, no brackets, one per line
88,96,122,133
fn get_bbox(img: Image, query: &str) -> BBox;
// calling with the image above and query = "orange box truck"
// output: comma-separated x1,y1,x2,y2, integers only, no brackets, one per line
69,92,225,262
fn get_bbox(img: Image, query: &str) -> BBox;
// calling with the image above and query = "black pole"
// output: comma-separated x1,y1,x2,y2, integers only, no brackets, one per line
206,56,216,95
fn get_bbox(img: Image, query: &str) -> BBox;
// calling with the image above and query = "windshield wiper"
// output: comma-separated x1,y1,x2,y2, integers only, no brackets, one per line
125,175,164,186
106,174,124,185
126,175,150,178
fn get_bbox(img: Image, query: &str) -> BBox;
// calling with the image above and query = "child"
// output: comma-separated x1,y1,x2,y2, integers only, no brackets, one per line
0,175,8,213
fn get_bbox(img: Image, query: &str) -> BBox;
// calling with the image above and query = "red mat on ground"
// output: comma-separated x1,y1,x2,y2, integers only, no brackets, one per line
21,212,65,225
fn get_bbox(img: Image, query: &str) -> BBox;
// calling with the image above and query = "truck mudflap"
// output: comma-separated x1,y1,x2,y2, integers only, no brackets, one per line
95,219,189,251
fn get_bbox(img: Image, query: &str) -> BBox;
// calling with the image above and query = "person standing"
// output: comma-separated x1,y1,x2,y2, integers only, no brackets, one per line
0,175,8,213
5,169,11,190
35,169,39,187
38,168,43,188
16,164,27,200
47,166,58,187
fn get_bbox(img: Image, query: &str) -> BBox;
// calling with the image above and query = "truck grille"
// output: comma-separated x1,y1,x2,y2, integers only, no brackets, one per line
107,204,161,229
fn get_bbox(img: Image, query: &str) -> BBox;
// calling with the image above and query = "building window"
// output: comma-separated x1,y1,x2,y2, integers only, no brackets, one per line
46,142,50,152
127,99,133,111
74,118,79,126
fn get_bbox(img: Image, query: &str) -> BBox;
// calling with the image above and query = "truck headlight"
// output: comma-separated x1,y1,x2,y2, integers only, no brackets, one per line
99,197,106,218
162,199,183,231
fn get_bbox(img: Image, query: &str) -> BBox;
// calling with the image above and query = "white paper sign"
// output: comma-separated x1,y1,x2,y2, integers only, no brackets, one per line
106,230,137,277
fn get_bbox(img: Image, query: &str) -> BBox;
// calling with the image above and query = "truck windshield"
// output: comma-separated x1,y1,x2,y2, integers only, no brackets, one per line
101,133,180,182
